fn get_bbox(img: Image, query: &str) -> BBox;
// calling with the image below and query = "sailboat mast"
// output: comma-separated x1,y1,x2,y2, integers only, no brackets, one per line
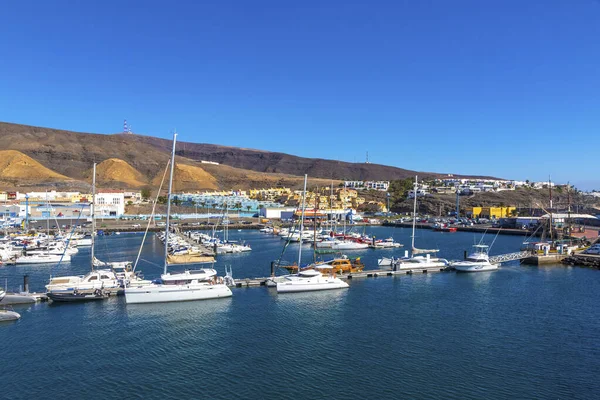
163,133,178,275
412,175,418,250
298,174,308,268
91,163,96,270
313,187,318,264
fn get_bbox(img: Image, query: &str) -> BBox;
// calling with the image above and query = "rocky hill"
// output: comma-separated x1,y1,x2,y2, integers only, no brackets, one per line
0,121,497,190
0,150,72,187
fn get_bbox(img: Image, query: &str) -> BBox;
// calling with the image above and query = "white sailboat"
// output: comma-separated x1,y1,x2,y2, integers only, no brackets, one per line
451,244,499,272
383,176,448,270
125,133,232,304
46,164,122,299
277,175,349,293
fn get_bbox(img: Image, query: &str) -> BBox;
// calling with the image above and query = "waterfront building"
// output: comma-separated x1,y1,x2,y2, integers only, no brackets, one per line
467,206,516,219
95,190,125,217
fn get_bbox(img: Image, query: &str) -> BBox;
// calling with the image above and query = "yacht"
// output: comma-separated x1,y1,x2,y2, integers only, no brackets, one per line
330,239,369,250
383,176,448,270
46,269,121,293
15,253,71,265
277,267,349,293
450,245,498,272
275,174,349,294
370,237,403,249
124,133,233,304
126,268,231,303
393,253,449,270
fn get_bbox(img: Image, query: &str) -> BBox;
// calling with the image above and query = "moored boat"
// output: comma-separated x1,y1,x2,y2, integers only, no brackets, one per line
0,307,21,321
124,133,232,304
450,244,498,272
47,289,108,302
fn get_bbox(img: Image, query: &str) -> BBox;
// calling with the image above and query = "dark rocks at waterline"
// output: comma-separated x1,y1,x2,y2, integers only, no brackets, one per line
561,254,600,269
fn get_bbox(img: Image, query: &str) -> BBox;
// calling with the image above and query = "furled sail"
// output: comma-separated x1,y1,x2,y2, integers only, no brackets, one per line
167,253,215,265
411,247,439,255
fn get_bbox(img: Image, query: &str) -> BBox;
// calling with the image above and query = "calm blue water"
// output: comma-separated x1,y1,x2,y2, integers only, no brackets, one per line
1,227,599,399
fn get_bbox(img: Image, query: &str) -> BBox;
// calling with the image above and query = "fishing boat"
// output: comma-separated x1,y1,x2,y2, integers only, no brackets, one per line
450,244,498,272
433,224,457,233
277,175,349,293
124,133,232,304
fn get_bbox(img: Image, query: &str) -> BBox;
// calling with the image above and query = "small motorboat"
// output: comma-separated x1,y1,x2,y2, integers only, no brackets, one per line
0,307,21,322
47,290,108,303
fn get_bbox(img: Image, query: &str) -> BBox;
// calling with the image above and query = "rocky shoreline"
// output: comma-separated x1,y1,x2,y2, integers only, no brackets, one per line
561,254,600,269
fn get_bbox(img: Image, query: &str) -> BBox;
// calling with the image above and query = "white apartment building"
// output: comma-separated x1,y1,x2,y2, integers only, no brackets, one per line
95,191,125,217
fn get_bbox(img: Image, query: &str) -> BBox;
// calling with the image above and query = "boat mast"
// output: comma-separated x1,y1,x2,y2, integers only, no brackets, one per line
163,132,178,275
549,175,553,244
313,186,318,264
91,163,96,270
298,174,308,269
411,175,418,251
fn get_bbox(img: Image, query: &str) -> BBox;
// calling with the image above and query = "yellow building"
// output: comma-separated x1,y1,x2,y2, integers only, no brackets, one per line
468,206,516,219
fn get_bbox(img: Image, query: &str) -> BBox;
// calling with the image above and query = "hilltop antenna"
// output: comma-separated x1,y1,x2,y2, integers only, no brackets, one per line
123,119,133,134
365,151,370,164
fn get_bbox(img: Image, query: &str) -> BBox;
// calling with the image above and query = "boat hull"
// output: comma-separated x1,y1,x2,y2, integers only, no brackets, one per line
124,283,232,304
276,277,349,293
47,292,107,302
452,262,498,272
0,310,21,321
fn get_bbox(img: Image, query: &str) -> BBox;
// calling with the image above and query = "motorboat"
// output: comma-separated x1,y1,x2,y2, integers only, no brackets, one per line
450,245,498,272
47,290,108,302
0,307,21,321
377,256,394,267
46,269,121,293
393,253,449,269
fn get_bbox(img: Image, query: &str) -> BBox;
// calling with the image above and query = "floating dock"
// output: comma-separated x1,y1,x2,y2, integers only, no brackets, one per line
231,265,450,288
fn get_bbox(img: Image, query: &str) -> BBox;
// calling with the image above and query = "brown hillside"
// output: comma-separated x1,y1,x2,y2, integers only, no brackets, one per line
0,121,500,191
152,163,218,192
0,150,70,182
94,158,148,188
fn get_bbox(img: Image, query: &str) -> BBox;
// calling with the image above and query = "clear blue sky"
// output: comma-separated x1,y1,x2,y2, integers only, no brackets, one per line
1,1,599,189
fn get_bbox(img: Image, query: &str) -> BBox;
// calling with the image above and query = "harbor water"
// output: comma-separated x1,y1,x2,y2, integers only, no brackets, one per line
1,226,599,399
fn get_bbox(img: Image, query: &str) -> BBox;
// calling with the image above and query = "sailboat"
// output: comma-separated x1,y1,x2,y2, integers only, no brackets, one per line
15,194,72,265
277,175,349,293
385,176,448,270
124,133,232,304
46,164,123,301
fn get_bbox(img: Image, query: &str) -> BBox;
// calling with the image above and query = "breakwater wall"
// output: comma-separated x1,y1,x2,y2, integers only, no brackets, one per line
382,222,531,236
561,254,600,269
